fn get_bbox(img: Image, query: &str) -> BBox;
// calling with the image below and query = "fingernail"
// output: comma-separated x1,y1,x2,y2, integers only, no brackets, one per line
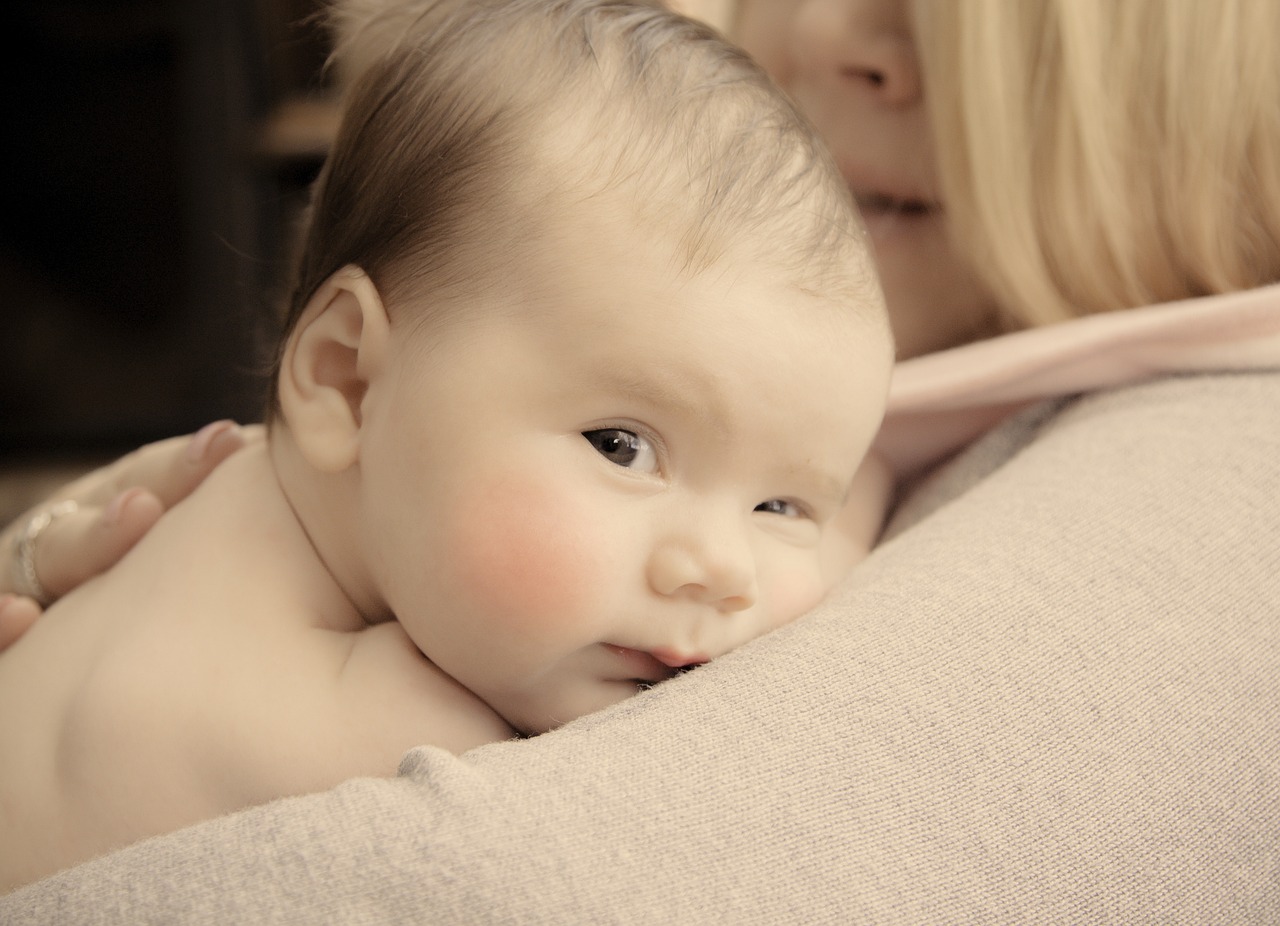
104,488,144,526
205,423,245,459
186,420,236,463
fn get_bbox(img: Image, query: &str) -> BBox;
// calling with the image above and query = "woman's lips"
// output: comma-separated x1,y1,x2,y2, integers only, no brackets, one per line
852,191,942,245
840,162,942,229
853,192,939,218
840,159,938,209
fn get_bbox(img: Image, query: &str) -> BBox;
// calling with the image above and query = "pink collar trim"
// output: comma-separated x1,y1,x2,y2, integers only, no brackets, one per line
875,283,1280,474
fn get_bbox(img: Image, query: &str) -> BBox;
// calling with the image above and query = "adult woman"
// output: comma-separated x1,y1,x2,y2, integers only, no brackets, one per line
3,0,1278,920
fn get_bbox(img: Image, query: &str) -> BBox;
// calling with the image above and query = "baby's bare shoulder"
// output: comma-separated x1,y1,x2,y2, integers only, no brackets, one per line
54,618,510,806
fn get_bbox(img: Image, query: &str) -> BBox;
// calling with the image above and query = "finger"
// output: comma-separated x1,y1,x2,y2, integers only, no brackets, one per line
0,421,258,604
62,421,256,513
29,489,166,603
0,594,42,652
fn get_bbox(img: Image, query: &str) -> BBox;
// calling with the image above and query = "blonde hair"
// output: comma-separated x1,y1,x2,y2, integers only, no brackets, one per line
912,0,1280,328
267,0,872,418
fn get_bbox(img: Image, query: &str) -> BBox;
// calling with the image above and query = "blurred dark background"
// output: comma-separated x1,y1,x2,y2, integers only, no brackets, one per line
0,0,336,474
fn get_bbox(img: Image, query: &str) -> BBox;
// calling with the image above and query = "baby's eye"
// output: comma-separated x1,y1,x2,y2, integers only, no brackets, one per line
755,499,805,518
583,428,659,473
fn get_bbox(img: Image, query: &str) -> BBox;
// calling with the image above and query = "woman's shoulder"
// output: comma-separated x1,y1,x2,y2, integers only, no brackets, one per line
885,366,1280,541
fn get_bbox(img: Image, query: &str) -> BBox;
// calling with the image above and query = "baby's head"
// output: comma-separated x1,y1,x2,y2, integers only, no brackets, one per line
270,0,880,380
270,0,892,734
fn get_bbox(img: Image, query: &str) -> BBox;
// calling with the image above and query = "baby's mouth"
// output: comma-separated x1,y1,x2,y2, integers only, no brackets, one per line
606,644,709,687
649,647,709,669
606,644,676,684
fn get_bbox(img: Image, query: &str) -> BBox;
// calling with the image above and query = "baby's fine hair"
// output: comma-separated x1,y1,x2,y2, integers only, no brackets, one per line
269,0,875,414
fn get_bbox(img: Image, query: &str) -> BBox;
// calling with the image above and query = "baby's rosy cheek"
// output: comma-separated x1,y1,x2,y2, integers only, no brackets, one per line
448,476,606,631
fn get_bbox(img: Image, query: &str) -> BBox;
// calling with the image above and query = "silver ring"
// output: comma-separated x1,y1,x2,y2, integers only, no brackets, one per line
12,500,79,606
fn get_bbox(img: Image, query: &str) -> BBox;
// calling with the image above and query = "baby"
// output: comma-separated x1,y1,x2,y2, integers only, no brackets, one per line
0,0,892,891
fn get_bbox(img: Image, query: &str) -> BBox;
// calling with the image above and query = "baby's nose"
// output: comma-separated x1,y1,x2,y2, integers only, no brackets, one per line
647,525,758,612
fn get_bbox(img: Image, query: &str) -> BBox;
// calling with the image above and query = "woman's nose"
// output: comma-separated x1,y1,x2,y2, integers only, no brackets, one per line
647,524,758,612
791,0,922,106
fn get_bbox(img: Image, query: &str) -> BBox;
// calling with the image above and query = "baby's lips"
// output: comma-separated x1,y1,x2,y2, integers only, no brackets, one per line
650,647,708,669
606,644,673,682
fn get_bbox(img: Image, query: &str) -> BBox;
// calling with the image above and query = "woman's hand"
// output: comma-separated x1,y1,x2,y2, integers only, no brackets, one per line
0,421,260,649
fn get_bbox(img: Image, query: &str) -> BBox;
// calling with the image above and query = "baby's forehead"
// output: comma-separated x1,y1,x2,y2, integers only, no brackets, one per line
513,198,883,356
520,152,875,302
510,59,872,285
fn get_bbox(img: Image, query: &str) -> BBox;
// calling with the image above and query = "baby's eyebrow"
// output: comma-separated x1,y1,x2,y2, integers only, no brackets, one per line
821,472,856,508
593,363,735,442
782,467,854,510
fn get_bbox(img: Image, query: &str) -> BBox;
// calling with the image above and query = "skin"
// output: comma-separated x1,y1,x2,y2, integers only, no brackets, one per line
281,196,893,735
735,0,1000,359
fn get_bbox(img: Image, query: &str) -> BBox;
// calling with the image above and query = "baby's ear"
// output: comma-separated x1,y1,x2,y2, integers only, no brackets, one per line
278,265,391,472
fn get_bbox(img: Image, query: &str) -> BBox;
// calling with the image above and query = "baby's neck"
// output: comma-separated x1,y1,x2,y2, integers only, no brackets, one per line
266,428,391,628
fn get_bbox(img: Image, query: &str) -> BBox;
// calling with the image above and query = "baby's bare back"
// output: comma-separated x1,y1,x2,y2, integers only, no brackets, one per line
0,446,511,892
